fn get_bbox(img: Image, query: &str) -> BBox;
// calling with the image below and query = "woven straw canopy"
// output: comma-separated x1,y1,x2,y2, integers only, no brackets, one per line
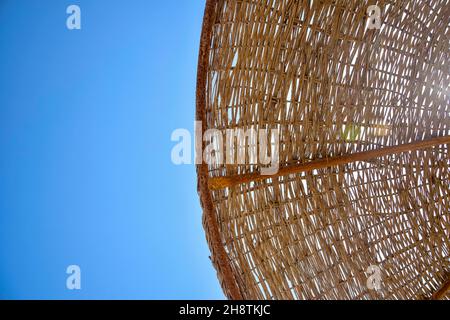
196,0,450,299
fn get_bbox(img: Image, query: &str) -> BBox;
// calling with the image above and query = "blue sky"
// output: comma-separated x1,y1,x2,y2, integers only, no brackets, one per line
0,0,224,299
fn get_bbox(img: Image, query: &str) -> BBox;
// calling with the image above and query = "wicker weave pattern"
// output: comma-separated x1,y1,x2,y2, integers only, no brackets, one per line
197,0,450,299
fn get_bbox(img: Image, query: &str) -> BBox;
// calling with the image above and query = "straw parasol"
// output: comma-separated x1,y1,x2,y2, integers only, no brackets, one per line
196,0,450,300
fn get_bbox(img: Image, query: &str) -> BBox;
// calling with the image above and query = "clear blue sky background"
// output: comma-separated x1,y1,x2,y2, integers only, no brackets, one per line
0,0,224,299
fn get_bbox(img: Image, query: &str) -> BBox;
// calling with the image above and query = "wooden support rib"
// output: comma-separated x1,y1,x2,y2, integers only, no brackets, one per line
208,135,450,190
431,278,450,300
